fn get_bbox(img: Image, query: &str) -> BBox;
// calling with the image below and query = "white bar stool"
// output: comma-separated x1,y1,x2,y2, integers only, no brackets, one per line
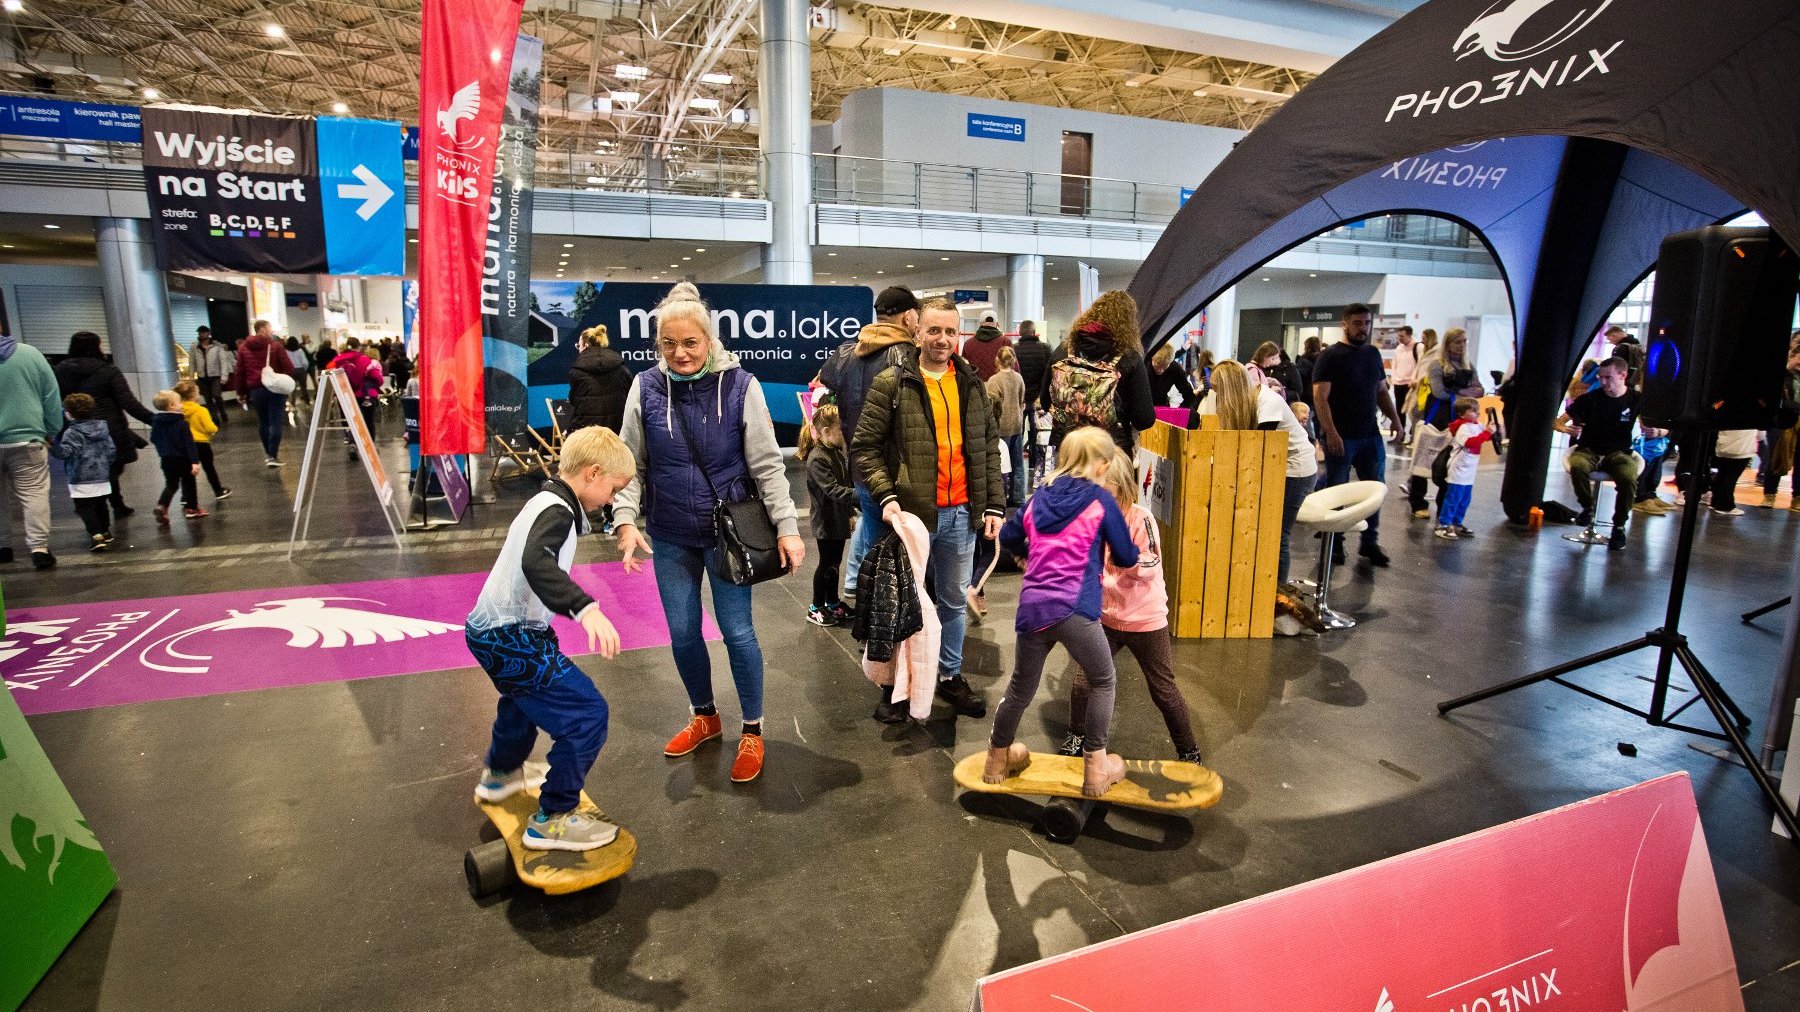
1295,480,1387,630
1563,450,1643,546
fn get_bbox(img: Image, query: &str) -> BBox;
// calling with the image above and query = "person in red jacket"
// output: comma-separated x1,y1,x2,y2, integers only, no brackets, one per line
959,312,1012,382
232,319,294,466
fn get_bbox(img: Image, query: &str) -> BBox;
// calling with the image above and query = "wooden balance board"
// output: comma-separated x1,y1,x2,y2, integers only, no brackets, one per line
953,751,1223,810
467,787,637,897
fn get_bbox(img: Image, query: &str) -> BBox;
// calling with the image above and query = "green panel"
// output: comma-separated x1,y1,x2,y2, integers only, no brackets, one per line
0,585,117,1012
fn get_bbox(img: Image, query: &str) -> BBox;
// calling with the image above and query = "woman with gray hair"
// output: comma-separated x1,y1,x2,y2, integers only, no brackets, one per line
612,282,803,785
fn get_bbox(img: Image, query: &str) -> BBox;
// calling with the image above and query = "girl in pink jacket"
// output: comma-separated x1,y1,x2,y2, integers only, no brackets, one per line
1059,449,1202,764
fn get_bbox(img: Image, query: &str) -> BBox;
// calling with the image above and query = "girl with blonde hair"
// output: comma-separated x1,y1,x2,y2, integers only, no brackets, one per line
986,426,1142,798
1059,449,1202,763
1198,361,1319,581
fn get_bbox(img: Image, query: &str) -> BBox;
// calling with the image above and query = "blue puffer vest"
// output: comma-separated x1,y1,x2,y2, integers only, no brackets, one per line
638,367,753,547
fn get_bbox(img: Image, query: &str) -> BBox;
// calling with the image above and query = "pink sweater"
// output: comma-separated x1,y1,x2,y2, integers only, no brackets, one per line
1101,504,1168,632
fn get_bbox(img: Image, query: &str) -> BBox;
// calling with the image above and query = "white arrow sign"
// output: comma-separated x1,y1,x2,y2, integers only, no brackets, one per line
337,163,394,221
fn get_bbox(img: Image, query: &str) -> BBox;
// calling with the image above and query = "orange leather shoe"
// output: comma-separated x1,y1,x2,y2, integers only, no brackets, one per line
730,735,764,783
663,713,723,757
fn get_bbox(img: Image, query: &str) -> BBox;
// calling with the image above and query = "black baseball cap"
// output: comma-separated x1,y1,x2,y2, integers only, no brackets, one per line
874,286,919,317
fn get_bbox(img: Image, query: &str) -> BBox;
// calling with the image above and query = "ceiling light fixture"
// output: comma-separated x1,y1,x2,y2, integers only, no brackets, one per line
826,252,837,256
876,270,884,275
1309,273,1318,278
264,23,285,38
610,90,640,104
682,256,691,261
1051,277,1060,281
143,87,160,100
940,257,950,261
408,238,418,244
729,190,742,198
687,97,721,112
562,242,575,248
43,223,59,229
695,247,706,252
699,72,732,86
331,102,348,114
2,1,25,13
615,63,649,80
905,264,914,268
1261,277,1272,281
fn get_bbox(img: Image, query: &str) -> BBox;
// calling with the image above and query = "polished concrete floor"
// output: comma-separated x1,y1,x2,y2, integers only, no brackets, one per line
7,409,1800,1011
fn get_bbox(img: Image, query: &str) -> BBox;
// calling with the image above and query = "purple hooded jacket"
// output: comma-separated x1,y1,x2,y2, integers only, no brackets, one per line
1000,476,1138,633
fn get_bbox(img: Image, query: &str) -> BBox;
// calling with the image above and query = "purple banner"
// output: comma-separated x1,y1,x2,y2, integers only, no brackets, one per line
430,454,472,521
2,564,716,716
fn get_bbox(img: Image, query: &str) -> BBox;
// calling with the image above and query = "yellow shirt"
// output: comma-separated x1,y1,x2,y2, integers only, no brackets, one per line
181,400,218,443
920,366,968,507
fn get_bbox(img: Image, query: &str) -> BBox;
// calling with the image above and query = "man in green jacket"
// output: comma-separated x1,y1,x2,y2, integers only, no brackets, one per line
0,333,66,570
852,295,1004,719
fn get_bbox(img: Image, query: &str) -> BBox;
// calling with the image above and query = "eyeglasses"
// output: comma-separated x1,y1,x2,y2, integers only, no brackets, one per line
657,337,706,353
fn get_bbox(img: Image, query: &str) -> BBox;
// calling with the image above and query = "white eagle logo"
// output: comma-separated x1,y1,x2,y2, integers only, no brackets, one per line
436,80,483,146
1454,0,1612,62
138,598,461,674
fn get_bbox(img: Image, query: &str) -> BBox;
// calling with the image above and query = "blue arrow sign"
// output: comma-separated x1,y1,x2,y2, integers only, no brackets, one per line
316,117,405,275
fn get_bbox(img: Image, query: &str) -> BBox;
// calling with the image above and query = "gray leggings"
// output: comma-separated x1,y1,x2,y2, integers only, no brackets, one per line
992,614,1117,753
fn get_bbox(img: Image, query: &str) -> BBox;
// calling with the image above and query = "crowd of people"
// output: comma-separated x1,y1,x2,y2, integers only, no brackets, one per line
0,321,410,570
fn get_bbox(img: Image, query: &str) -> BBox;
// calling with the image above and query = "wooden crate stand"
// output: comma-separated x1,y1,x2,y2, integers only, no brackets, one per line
1137,418,1287,639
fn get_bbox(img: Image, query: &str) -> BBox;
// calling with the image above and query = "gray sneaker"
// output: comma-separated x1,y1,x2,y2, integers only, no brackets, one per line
522,809,620,852
473,762,547,802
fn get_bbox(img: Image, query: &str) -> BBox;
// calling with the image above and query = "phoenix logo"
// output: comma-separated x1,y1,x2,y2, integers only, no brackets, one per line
1374,988,1396,1012
0,619,76,667
1454,0,1612,62
137,597,461,674
436,80,484,148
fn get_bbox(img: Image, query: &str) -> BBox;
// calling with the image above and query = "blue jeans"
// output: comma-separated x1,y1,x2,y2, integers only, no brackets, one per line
1323,434,1387,548
1439,482,1473,527
1279,472,1316,583
931,505,977,677
1002,434,1024,503
250,386,287,459
652,539,764,722
465,623,609,815
843,484,884,595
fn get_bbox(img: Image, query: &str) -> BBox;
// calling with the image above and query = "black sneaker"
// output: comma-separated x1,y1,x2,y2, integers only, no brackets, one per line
935,675,987,718
1176,746,1204,765
806,606,835,627
1359,544,1391,568
216,487,233,501
0,546,12,564
1328,533,1346,566
112,504,135,519
31,550,56,571
1609,530,1628,551
872,698,909,724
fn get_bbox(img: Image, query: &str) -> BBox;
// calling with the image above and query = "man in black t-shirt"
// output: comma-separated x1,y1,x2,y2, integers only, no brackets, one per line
1312,303,1403,566
1556,356,1641,550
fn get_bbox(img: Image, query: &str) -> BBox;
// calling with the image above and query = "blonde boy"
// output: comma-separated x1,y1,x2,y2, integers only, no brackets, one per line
465,426,633,851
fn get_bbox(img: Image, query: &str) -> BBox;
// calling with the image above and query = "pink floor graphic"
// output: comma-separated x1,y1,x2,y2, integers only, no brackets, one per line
2,564,718,716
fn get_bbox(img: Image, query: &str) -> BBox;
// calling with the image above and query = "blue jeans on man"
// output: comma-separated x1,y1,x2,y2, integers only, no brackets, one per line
250,386,287,460
652,539,764,722
930,505,977,678
842,484,884,597
1323,434,1386,550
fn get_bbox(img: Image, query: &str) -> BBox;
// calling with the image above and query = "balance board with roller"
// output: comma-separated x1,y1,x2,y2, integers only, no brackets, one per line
952,751,1223,810
465,786,637,898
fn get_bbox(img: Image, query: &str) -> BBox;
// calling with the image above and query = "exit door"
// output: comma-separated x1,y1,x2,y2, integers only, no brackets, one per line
1060,131,1092,216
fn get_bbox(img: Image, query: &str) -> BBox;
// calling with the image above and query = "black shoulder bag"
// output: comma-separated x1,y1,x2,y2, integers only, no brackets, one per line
668,377,785,586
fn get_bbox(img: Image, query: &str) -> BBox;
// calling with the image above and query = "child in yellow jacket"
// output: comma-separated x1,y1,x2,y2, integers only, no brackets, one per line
176,380,231,502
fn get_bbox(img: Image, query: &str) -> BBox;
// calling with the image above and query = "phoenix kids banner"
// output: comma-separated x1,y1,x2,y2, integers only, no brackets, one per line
417,0,525,455
141,107,327,272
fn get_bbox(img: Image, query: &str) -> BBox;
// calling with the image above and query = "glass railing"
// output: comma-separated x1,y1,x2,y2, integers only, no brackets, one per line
810,152,1185,225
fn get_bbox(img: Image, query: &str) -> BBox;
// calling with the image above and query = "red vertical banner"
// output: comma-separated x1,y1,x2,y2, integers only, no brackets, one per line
417,0,524,455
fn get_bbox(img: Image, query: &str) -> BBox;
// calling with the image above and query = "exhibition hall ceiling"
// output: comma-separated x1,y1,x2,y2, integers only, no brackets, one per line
0,0,1339,160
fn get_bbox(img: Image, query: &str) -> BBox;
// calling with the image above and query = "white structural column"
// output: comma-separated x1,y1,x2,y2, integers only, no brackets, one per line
758,0,813,285
1007,254,1044,331
1203,285,1238,361
95,216,177,401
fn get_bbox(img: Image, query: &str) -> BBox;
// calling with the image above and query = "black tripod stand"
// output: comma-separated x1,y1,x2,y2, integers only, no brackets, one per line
1440,431,1800,845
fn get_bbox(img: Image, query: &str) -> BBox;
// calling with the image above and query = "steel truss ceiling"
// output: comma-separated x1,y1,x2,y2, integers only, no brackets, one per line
0,0,1314,158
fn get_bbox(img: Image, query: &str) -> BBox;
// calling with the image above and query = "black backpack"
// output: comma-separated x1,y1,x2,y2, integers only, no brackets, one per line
1431,443,1453,486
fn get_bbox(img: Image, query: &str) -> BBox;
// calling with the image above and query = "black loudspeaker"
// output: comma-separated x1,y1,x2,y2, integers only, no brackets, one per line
1640,226,1799,430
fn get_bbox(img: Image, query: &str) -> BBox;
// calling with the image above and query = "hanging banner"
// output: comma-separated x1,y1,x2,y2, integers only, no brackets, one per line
482,33,542,439
140,106,327,273
417,0,525,455
0,95,140,143
316,116,405,276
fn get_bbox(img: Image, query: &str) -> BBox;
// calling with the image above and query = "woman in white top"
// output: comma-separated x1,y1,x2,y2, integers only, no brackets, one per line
1199,360,1319,583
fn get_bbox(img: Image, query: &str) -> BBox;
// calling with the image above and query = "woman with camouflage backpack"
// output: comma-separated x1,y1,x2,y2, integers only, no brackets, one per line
1045,291,1156,454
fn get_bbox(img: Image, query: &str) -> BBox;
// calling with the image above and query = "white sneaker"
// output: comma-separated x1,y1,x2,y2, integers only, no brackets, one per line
522,809,620,851
473,762,548,802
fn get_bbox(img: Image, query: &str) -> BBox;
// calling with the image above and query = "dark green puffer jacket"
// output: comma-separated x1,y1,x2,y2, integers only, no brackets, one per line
850,346,1003,534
